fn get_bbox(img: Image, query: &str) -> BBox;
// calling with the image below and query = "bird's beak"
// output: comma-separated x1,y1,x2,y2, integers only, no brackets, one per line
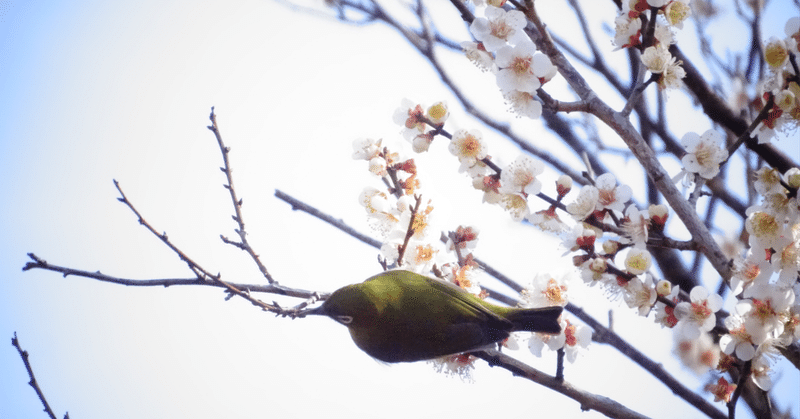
304,305,327,316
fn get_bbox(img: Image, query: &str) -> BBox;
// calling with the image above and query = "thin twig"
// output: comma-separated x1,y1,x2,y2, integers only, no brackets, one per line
11,332,66,419
21,253,321,301
111,179,314,317
207,108,276,284
397,194,423,266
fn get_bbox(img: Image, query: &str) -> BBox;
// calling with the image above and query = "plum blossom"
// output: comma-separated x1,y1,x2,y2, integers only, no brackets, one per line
449,129,487,174
745,210,783,251
521,272,570,308
641,45,672,74
624,247,652,275
461,41,496,73
680,129,729,179
498,155,544,197
566,185,600,221
741,284,795,338
664,0,691,28
764,37,789,69
613,14,642,49
654,282,680,328
719,309,758,361
503,90,543,119
619,202,651,250
393,98,428,141
707,377,736,403
529,318,591,362
495,41,542,93
750,356,773,391
594,173,632,213
469,6,527,52
658,58,686,90
623,275,657,316
674,331,719,375
426,101,449,125
729,253,773,296
352,137,381,160
674,286,724,339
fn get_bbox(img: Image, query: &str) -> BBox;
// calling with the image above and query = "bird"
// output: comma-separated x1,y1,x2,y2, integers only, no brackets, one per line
308,269,563,363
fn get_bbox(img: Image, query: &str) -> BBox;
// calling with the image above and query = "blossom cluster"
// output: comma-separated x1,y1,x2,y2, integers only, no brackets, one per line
715,166,800,390
614,0,691,90
352,137,441,272
351,3,799,395
523,272,592,362
461,5,557,118
751,17,800,142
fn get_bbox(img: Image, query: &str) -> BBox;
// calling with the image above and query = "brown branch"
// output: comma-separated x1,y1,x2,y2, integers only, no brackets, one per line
11,332,68,419
567,303,727,419
519,2,734,284
670,45,798,173
274,189,727,417
21,253,321,302
207,107,276,284
471,350,652,419
104,180,316,317
397,194,423,266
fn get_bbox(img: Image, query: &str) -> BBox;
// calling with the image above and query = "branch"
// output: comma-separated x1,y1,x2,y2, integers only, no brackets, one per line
670,45,798,173
11,332,68,419
471,350,652,419
274,189,726,417
207,107,276,284
566,303,727,419
521,2,734,283
21,253,320,301
274,189,381,248
22,177,324,318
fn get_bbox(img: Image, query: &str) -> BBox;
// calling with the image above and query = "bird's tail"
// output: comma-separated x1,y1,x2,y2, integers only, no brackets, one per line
506,306,563,334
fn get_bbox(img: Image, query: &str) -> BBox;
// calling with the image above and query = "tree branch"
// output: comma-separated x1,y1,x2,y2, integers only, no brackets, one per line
11,332,68,419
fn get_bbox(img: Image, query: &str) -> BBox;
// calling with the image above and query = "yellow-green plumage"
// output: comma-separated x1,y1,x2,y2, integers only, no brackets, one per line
315,270,562,363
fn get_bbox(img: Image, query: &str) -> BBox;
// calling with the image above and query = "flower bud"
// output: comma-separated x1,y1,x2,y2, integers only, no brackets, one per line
556,175,573,198
656,280,672,296
648,204,669,232
602,240,620,256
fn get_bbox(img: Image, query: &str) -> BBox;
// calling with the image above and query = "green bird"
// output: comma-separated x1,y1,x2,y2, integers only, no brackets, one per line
309,269,563,363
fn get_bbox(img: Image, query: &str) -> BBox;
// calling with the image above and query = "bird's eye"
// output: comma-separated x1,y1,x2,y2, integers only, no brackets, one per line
336,315,353,325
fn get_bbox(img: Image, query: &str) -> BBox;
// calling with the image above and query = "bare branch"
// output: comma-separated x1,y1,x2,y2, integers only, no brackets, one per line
207,107,276,284
470,350,653,419
11,332,67,419
21,253,320,301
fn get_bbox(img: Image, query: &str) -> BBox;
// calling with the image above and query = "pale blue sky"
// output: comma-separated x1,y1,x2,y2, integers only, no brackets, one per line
1,1,797,418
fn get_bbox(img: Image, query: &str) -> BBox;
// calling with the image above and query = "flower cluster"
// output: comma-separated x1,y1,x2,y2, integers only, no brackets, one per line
751,17,800,143
562,173,673,308
522,272,591,362
461,6,557,118
392,98,450,153
614,0,690,90
352,138,438,271
360,98,605,370
713,166,800,390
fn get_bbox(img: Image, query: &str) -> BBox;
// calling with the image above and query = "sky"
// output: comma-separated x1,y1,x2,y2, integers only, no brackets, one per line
1,1,798,418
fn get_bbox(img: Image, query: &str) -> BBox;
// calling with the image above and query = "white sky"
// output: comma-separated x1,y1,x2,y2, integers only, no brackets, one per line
1,1,798,418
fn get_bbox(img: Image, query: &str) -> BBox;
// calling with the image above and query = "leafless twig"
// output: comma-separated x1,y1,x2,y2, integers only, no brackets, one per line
11,332,69,419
